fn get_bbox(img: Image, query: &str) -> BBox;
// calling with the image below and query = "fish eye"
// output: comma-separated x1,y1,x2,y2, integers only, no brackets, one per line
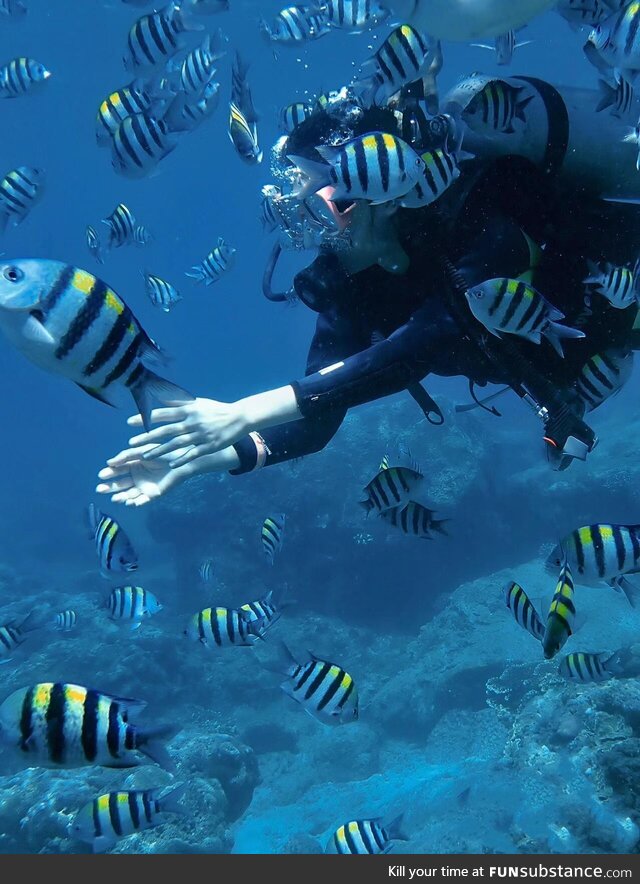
3,266,23,283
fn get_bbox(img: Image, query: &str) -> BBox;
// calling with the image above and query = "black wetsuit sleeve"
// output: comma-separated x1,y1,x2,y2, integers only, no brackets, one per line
291,215,532,417
230,308,366,474
231,215,530,471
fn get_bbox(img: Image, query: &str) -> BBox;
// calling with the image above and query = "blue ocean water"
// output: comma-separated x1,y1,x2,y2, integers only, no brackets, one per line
0,0,639,856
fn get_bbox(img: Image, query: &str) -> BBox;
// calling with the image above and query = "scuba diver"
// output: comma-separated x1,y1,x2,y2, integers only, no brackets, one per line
96,73,640,507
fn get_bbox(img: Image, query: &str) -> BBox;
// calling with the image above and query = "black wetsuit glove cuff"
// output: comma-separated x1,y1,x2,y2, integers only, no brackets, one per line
229,435,259,475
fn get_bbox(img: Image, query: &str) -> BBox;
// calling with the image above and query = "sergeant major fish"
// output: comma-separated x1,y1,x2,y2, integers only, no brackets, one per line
597,73,635,119
398,145,462,209
260,5,331,45
576,349,634,412
0,260,194,428
184,606,267,647
0,683,175,769
105,586,162,629
111,113,177,179
586,3,640,81
186,238,236,285
584,260,639,309
326,816,408,854
290,132,427,205
542,560,576,660
262,514,286,564
379,501,448,538
504,580,545,642
0,166,44,232
124,1,202,71
143,271,182,312
96,80,163,147
0,56,50,97
465,278,585,358
559,650,623,683
178,31,223,95
463,81,534,135
353,25,433,107
86,226,104,265
470,30,532,66
319,0,390,32
70,783,186,853
546,524,640,606
360,465,424,515
53,610,78,632
0,611,42,662
240,591,281,627
87,504,138,576
265,641,359,725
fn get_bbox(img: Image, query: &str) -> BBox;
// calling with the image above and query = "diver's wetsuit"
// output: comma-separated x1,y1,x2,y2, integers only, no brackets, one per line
231,158,640,474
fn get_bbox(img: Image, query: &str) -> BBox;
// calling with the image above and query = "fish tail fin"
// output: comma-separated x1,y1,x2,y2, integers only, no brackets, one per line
431,519,450,536
135,724,179,771
156,782,188,815
384,813,410,842
163,93,192,133
175,0,205,32
615,575,640,608
129,368,195,432
603,649,625,676
85,503,99,538
543,322,585,359
18,609,52,634
260,639,297,675
287,155,333,199
596,79,617,113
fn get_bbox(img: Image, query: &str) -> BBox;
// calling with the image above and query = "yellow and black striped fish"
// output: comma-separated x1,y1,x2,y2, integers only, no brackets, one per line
53,610,78,632
124,2,202,71
361,465,424,515
326,815,408,854
267,641,359,725
546,524,640,606
87,505,138,576
240,590,281,627
0,56,51,97
105,585,162,628
291,132,425,204
0,610,41,661
0,166,45,232
0,683,175,769
558,650,623,683
586,3,640,75
0,259,193,429
576,349,634,412
261,514,285,564
184,606,266,647
353,24,432,106
504,581,545,642
70,783,186,853
96,79,160,147
466,278,585,358
380,501,449,539
542,561,576,660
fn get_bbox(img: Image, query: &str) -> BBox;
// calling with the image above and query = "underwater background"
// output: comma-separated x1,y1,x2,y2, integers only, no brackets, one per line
1,0,640,855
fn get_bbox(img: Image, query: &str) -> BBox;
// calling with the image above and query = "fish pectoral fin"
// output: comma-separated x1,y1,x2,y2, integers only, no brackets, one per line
24,313,55,346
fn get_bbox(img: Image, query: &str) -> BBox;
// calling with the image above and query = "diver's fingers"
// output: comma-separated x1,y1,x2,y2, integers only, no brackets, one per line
129,423,187,447
141,435,195,460
111,488,143,504
96,477,135,494
127,407,188,428
107,444,158,467
169,444,211,468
